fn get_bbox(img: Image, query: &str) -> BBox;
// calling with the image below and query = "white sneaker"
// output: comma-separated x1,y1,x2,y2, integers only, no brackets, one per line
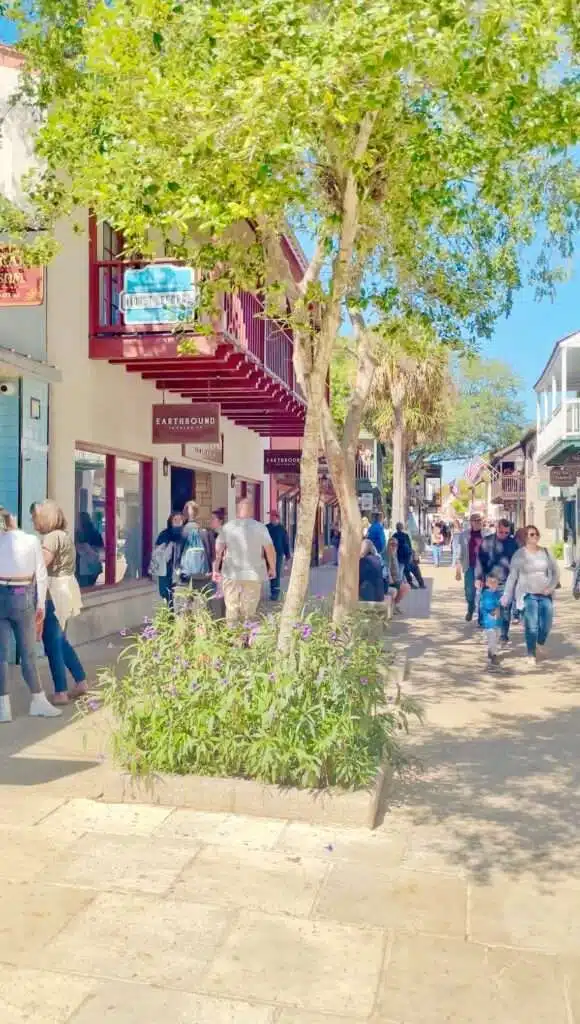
0,695,12,723
29,692,63,718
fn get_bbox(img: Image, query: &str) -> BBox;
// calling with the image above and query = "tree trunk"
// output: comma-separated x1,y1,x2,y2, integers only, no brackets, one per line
391,402,406,526
324,438,361,623
277,374,325,653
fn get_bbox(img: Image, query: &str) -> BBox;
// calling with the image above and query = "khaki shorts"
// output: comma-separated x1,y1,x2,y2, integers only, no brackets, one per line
222,579,262,626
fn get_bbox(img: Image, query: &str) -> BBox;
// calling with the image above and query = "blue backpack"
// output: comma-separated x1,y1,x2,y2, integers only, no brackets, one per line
179,526,209,578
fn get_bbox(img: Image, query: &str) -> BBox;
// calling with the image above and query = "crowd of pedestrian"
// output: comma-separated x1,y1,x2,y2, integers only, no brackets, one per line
357,512,425,613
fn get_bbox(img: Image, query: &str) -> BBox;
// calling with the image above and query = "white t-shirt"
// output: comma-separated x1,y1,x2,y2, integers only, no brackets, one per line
219,518,273,582
0,529,48,609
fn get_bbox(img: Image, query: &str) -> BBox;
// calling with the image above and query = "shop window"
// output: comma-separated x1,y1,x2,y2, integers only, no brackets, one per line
74,448,152,589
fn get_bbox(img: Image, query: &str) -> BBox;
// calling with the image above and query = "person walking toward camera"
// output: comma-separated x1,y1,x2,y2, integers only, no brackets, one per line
0,505,61,722
452,513,484,622
480,574,503,669
33,501,88,705
266,510,291,601
501,525,559,668
475,518,517,644
214,498,276,626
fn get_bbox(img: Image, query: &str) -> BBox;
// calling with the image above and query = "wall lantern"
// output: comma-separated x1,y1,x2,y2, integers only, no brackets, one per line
162,458,170,478
230,473,236,489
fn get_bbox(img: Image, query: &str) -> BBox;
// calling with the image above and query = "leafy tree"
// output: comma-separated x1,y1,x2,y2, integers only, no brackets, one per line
9,0,580,637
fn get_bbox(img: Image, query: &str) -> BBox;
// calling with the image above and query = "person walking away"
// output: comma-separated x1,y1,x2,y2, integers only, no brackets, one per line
430,520,445,567
475,518,517,644
330,524,341,565
367,513,387,558
358,539,386,602
480,574,503,669
392,521,424,588
179,501,214,591
452,513,484,622
0,505,61,722
150,512,185,608
501,525,560,668
214,498,276,626
386,536,410,614
266,510,291,601
32,501,88,706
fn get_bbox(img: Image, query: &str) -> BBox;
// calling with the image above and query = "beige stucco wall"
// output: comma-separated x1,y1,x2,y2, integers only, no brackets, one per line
45,217,270,534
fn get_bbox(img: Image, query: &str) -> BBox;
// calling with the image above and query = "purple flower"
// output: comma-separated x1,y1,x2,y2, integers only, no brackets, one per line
87,698,101,712
269,673,276,682
325,843,334,853
143,616,151,625
142,625,158,640
120,629,127,637
220,677,228,687
300,625,313,641
329,631,338,643
360,676,369,686
190,680,199,693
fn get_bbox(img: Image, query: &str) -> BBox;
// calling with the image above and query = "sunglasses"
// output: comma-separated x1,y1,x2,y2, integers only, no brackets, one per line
527,531,539,538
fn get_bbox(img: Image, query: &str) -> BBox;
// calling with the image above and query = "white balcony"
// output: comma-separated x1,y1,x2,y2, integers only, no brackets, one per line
535,331,580,465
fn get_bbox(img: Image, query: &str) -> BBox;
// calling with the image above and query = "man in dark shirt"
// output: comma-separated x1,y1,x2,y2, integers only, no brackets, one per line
266,511,291,601
475,518,517,641
392,521,424,589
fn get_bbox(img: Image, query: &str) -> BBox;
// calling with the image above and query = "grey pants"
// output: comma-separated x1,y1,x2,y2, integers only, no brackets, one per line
0,584,42,695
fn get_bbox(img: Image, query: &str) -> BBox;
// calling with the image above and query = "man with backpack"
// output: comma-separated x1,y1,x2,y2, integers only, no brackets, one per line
179,501,214,586
214,498,276,626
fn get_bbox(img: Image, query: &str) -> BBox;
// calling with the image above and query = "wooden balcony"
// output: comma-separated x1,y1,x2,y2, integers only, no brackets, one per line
89,257,305,436
491,473,526,503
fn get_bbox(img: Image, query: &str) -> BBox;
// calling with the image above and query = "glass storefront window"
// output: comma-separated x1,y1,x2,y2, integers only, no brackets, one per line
73,448,151,588
74,449,106,587
116,458,143,582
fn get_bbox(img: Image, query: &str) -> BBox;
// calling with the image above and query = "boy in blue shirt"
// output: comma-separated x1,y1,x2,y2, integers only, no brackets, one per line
480,573,503,668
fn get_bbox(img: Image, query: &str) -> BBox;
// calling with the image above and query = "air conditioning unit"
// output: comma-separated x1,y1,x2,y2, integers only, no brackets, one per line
0,380,17,397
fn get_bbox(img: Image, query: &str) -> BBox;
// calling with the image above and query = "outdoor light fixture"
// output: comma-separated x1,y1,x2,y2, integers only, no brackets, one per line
162,458,169,478
230,473,236,489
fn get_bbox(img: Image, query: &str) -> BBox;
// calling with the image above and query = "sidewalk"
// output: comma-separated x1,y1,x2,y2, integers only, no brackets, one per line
1,569,579,1022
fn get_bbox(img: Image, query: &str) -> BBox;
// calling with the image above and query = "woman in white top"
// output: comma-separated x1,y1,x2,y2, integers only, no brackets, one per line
0,506,61,722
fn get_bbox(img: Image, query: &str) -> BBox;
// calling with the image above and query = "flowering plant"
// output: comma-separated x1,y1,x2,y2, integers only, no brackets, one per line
96,604,421,789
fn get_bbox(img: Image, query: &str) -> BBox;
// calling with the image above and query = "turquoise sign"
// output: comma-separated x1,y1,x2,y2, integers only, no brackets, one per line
120,264,197,325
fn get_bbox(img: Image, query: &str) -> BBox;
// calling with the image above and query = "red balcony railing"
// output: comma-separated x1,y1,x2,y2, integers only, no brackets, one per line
90,259,298,395
491,473,526,502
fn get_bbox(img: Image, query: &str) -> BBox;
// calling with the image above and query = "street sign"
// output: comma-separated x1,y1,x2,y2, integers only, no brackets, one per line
549,465,578,487
121,264,196,325
152,403,220,444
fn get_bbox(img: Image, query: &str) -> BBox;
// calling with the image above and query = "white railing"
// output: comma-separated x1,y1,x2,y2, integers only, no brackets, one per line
537,400,580,460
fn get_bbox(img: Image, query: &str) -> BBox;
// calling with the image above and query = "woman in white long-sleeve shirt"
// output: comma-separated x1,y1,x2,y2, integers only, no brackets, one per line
0,506,61,722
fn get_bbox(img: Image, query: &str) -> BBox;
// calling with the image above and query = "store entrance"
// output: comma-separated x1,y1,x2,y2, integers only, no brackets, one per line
171,466,195,513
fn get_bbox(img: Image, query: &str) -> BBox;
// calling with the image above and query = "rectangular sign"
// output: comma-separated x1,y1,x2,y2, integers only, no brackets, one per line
152,404,220,444
121,264,196,325
550,465,578,487
264,450,302,474
182,436,224,466
0,261,44,307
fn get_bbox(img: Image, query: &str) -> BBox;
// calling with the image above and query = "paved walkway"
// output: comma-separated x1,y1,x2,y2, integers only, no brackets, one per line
0,569,579,1022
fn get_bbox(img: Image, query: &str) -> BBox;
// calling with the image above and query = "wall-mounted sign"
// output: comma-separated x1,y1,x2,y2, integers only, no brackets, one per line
264,450,302,474
182,435,224,466
549,465,578,487
152,403,220,444
120,264,196,325
0,259,44,307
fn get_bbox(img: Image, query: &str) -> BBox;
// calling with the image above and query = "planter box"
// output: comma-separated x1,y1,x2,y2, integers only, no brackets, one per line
99,763,393,829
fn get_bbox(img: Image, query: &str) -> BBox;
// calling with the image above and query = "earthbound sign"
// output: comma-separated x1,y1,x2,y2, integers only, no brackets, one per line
152,404,220,444
264,450,301,474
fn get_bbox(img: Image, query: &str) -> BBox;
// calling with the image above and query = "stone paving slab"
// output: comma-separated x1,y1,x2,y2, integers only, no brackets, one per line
173,845,328,915
469,877,580,955
0,966,97,1024
70,983,275,1024
39,892,234,990
0,824,77,883
376,933,570,1024
41,796,173,836
204,911,386,1018
0,881,94,966
156,809,286,850
274,822,408,869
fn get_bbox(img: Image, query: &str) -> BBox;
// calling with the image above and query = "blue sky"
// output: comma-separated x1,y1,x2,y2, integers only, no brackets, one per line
1,16,578,482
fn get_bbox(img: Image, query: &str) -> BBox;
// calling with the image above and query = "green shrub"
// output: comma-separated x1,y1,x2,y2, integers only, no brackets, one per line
551,541,564,560
96,603,421,789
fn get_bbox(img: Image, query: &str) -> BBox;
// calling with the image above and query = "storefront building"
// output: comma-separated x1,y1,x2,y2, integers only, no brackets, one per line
44,217,305,641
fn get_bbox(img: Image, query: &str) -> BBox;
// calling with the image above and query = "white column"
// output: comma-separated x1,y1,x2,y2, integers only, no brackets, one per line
561,345,568,435
536,394,541,433
552,375,557,415
542,390,549,422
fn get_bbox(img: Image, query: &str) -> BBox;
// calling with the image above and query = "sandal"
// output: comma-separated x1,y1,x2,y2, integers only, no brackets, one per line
69,683,89,699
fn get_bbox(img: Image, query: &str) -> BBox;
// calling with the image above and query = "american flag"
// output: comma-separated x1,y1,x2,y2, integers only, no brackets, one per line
449,479,459,496
464,456,486,484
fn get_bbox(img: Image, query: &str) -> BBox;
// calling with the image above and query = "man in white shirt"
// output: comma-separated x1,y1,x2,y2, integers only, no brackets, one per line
214,499,276,626
0,506,61,722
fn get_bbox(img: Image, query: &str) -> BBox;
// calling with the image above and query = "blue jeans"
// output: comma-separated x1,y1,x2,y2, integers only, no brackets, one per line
432,544,443,567
270,553,284,601
42,598,86,694
523,594,553,655
464,567,476,616
0,584,42,695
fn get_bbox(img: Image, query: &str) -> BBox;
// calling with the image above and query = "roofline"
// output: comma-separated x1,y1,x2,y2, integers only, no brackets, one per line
0,44,25,69
533,328,580,390
490,425,536,463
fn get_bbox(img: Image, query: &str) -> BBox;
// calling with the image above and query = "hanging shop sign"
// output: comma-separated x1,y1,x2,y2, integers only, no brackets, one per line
152,403,220,444
549,465,578,487
0,255,44,307
182,435,224,466
264,450,302,474
120,264,197,325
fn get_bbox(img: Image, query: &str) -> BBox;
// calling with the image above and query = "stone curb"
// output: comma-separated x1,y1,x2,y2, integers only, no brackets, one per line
99,764,393,829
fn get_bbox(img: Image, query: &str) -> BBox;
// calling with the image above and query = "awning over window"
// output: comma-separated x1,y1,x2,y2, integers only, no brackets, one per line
0,345,62,383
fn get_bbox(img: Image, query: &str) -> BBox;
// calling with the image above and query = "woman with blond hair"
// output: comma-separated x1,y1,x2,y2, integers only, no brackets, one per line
0,505,61,722
32,500,87,705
